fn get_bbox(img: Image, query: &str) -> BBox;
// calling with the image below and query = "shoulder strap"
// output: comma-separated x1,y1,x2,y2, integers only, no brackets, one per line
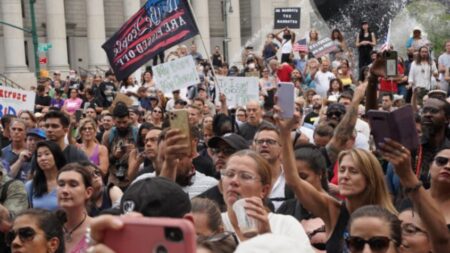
0,179,16,203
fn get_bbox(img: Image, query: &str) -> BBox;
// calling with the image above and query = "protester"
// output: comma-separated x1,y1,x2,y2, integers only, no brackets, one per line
6,209,65,253
25,141,67,210
77,118,109,176
356,21,376,70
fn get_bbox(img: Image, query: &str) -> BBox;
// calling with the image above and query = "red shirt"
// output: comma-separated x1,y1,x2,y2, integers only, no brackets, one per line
277,63,294,82
379,64,404,93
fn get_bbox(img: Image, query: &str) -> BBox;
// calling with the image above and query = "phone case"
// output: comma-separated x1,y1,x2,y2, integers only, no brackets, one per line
168,110,192,155
103,217,196,253
277,82,295,119
367,105,419,150
385,51,398,77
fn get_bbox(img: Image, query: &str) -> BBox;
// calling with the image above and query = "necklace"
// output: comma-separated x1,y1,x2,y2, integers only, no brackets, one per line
64,213,87,242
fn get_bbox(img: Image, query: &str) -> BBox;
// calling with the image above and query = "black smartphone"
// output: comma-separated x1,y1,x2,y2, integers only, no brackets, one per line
384,51,398,77
75,109,83,122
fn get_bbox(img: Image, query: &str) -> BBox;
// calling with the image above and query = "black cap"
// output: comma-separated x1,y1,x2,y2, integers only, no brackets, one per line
120,177,191,218
327,103,346,114
208,133,248,151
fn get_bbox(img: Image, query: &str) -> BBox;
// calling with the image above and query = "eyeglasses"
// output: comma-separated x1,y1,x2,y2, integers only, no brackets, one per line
254,139,279,146
5,227,37,246
434,156,450,167
220,169,260,182
327,111,343,118
401,223,427,236
345,236,393,252
210,147,235,156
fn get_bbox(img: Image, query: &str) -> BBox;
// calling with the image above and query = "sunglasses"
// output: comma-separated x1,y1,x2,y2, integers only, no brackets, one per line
327,111,343,118
5,227,37,246
434,156,450,166
346,236,393,252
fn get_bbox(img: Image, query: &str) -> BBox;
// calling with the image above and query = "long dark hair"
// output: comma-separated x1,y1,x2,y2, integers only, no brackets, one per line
415,46,431,64
331,28,344,42
359,22,372,41
137,122,154,149
294,144,329,191
15,208,66,253
32,141,67,197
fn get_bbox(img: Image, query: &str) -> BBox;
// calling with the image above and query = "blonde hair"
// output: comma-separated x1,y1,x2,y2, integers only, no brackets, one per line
78,117,98,142
338,148,397,214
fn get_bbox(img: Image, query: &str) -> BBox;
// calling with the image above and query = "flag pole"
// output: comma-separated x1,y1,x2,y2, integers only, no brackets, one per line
186,0,222,96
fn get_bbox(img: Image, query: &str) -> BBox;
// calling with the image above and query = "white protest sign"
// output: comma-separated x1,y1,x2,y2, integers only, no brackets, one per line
153,55,200,93
0,86,36,117
216,77,259,107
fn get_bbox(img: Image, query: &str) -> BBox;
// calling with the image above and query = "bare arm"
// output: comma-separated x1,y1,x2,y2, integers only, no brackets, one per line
275,106,340,234
218,93,229,116
379,140,450,253
326,83,367,164
98,145,110,176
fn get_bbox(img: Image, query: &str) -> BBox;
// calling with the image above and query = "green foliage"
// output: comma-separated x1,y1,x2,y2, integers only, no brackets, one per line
406,0,450,55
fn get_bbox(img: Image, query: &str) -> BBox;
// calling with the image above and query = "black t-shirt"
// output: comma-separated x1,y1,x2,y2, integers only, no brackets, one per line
303,111,319,125
238,120,274,142
193,155,215,178
35,95,51,112
99,81,117,108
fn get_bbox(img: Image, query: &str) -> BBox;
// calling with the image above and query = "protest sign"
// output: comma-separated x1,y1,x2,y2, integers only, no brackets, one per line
0,86,36,117
153,55,200,93
102,0,199,81
216,77,259,108
309,37,338,58
108,93,134,113
274,8,300,29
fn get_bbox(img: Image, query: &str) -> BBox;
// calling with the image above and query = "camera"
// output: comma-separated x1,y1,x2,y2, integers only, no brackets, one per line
115,161,128,180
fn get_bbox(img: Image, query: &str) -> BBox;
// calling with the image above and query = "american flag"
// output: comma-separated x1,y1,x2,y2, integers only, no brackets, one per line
293,38,308,52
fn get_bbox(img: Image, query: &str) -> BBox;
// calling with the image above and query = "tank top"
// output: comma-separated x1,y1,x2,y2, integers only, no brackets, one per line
339,77,353,87
326,203,350,253
88,144,100,166
88,184,114,217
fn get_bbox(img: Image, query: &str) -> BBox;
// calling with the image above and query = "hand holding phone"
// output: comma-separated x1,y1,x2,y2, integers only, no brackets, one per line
384,51,398,77
168,110,192,155
276,82,295,119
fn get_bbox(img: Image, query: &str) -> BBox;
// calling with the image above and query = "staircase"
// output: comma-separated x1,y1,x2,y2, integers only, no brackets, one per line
0,74,25,90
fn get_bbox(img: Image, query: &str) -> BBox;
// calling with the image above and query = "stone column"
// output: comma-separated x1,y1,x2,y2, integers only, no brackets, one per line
86,0,108,70
45,0,70,71
123,0,141,20
1,0,28,72
191,0,211,60
250,0,272,51
227,0,242,66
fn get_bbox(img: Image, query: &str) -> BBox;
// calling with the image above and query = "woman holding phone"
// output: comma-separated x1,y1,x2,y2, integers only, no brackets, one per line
274,107,396,252
219,149,313,250
57,163,94,253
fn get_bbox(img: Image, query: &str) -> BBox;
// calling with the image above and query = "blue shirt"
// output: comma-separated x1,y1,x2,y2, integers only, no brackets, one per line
293,58,307,74
25,180,59,211
1,144,18,166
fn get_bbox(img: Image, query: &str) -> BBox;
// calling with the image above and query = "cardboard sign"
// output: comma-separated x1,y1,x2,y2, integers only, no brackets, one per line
153,55,200,93
102,0,199,81
309,37,338,58
0,86,36,117
274,8,300,29
216,77,259,108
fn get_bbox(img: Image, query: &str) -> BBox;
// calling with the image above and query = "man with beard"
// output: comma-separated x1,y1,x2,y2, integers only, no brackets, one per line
415,97,450,188
133,128,218,199
304,94,322,126
43,110,89,163
102,102,138,189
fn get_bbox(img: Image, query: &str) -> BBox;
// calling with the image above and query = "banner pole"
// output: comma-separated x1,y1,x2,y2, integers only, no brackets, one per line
186,0,222,96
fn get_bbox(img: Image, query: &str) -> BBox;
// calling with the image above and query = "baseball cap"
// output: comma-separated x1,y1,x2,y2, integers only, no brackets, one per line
208,133,248,151
120,177,191,218
27,128,46,140
235,233,313,253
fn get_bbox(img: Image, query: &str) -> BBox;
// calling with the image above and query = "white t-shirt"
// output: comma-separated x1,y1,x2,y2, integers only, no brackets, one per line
408,61,438,90
281,40,293,54
120,85,140,106
221,212,314,252
269,169,286,211
314,71,336,98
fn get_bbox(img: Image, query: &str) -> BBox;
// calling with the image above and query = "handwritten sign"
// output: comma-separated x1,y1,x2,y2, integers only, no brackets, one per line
0,86,36,117
216,77,259,107
274,8,300,29
153,55,200,93
309,37,338,58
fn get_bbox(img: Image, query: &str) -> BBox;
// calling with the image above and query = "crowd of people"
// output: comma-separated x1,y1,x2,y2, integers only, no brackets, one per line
0,22,449,253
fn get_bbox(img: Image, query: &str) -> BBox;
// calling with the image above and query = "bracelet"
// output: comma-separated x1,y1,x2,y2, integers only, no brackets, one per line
404,182,423,194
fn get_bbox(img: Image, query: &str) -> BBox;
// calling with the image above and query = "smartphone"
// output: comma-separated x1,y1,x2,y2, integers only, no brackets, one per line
103,217,196,253
75,109,83,122
367,105,419,150
276,82,295,119
384,51,398,77
168,109,192,155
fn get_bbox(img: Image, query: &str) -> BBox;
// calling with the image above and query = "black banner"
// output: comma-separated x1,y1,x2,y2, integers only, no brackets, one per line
274,8,300,29
102,0,199,81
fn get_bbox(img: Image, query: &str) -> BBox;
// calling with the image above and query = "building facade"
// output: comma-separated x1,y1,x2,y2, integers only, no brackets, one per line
0,0,320,88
